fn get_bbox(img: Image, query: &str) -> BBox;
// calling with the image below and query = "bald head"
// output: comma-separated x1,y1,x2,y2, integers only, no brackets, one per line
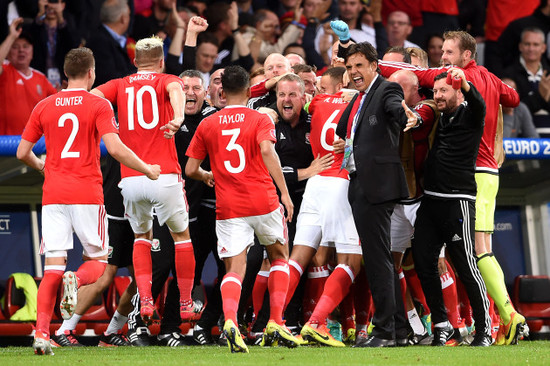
264,53,291,79
388,70,420,107
286,53,305,67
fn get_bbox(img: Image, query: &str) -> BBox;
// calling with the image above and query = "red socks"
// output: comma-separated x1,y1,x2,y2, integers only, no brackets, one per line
309,265,354,324
284,259,303,310
302,265,329,323
403,265,431,315
252,271,269,320
221,273,242,325
174,240,195,305
456,277,473,327
133,239,153,300
75,260,106,286
268,259,289,325
440,262,461,328
36,269,64,337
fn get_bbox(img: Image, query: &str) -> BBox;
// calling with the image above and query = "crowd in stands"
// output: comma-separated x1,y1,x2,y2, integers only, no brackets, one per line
1,0,549,352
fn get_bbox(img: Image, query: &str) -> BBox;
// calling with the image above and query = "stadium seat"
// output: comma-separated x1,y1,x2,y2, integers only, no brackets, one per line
513,275,550,332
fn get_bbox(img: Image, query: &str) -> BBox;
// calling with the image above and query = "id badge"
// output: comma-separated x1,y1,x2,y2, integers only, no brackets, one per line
341,137,353,171
47,68,61,88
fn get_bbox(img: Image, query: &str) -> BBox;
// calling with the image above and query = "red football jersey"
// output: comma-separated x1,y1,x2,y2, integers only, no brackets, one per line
308,92,349,179
0,62,57,135
97,72,183,178
186,105,279,220
22,88,118,205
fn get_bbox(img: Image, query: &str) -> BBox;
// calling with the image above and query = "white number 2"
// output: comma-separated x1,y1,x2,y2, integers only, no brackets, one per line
58,113,80,158
320,109,340,151
125,86,159,130
222,128,245,174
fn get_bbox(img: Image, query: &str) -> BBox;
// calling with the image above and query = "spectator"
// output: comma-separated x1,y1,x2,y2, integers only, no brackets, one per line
504,27,550,137
406,46,428,67
132,0,174,41
86,0,135,87
382,46,411,63
196,32,219,86
285,52,306,67
312,0,376,65
0,18,56,135
284,43,306,59
292,63,317,95
204,2,254,71
386,11,420,48
250,66,266,85
241,8,302,66
165,14,208,76
490,0,550,77
186,0,207,16
30,0,80,89
426,33,443,67
501,77,540,138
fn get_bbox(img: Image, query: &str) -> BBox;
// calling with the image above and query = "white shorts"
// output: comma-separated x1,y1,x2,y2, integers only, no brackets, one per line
119,174,189,234
216,206,287,259
41,204,108,258
390,201,420,253
294,176,361,255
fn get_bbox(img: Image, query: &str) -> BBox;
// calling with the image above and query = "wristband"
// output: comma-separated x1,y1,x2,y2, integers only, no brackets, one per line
340,38,350,44
291,20,306,30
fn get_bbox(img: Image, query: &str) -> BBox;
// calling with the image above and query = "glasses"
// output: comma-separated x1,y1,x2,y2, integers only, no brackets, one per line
388,21,410,26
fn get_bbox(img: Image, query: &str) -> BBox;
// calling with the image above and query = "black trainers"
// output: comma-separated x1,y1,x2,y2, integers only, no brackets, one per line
217,330,228,346
410,332,433,345
98,332,131,347
127,326,151,346
157,332,185,347
431,323,454,346
470,333,492,347
193,327,213,345
50,330,84,347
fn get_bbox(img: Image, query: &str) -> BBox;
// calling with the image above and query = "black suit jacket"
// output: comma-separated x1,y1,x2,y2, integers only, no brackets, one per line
86,25,136,87
503,58,550,115
336,75,409,204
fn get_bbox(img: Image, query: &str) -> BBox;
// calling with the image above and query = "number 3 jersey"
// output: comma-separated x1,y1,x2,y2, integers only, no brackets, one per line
307,92,349,179
22,88,118,205
186,105,279,220
97,72,183,178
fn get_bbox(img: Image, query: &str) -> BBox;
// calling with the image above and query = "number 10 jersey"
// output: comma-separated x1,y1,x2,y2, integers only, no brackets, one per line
97,72,183,178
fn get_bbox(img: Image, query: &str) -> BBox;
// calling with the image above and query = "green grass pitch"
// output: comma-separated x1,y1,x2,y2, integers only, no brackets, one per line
2,341,550,366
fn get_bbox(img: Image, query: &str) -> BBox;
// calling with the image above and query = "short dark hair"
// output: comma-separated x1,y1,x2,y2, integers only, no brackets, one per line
197,32,220,48
203,2,230,31
384,46,411,64
292,63,316,74
221,65,249,94
323,67,346,83
64,47,95,79
345,42,378,64
434,71,448,83
180,69,204,84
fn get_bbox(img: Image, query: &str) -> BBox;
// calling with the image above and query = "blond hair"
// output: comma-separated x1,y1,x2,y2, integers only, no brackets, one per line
406,47,428,68
135,36,164,67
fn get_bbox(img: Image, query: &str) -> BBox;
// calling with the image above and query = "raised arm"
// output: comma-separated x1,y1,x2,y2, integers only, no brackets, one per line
0,18,23,76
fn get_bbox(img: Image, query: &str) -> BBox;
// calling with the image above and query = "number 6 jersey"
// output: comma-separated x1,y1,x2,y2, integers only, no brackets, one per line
97,72,184,178
186,105,279,220
22,88,119,205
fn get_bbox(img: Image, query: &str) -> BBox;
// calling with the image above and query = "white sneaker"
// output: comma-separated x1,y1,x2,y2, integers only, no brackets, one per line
60,271,78,320
33,335,54,355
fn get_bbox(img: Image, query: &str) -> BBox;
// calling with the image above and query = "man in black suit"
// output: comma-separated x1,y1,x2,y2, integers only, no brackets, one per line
86,0,135,87
334,42,419,347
